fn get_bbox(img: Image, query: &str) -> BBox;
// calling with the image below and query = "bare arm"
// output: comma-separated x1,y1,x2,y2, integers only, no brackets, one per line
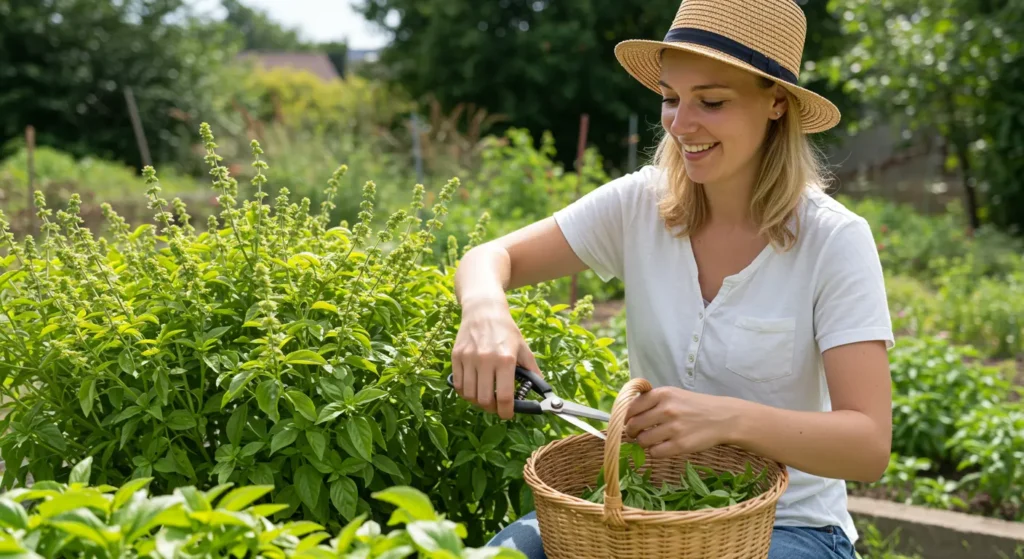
454,216,589,306
451,216,591,419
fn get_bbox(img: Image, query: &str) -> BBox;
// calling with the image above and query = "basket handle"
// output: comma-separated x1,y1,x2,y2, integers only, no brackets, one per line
601,377,652,527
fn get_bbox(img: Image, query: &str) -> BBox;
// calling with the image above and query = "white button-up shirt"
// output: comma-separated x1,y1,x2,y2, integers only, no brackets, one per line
553,165,894,545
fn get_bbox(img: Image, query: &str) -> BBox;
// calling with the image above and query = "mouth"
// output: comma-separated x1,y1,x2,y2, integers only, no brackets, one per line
682,142,720,160
682,142,719,153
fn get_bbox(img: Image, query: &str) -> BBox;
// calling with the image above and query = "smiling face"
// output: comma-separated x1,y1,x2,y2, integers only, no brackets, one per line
658,49,788,187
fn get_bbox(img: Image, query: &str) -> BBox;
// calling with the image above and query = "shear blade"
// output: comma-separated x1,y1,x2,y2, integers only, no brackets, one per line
554,413,606,440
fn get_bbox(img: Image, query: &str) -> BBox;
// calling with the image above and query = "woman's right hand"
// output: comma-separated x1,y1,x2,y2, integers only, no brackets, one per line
451,296,542,420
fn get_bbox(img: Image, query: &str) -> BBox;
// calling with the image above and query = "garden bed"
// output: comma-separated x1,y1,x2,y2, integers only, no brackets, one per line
848,496,1024,559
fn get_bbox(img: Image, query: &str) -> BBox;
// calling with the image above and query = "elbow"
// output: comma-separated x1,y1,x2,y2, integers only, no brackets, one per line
855,439,891,483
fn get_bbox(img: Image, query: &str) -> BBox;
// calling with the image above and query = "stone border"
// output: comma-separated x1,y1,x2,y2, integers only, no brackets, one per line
849,496,1024,559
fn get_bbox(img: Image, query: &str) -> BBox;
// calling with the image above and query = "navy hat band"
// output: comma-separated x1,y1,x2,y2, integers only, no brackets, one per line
663,27,799,85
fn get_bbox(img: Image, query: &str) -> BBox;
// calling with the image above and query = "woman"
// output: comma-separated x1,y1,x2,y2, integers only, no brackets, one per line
449,0,893,557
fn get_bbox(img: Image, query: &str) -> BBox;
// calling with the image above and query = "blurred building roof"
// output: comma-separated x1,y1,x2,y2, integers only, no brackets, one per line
347,49,380,64
238,51,340,81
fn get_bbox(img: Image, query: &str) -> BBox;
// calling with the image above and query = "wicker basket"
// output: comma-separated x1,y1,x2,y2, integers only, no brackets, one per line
522,378,790,559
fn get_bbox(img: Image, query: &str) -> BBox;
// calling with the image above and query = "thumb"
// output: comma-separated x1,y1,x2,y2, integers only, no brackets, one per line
517,342,543,378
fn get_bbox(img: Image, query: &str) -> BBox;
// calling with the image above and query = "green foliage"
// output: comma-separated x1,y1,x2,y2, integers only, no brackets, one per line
357,0,851,172
978,25,1024,234
221,0,312,52
444,128,624,302
949,402,1024,517
0,0,239,170
0,457,524,559
0,146,209,236
854,520,923,559
888,337,1011,461
579,443,768,512
849,334,1024,520
0,124,625,545
846,194,1024,359
841,196,1024,283
815,0,1023,230
232,67,415,141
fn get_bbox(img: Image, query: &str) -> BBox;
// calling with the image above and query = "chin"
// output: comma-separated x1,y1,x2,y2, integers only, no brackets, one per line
683,164,718,184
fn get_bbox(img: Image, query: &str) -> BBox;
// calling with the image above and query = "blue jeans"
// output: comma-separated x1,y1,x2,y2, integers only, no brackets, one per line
487,511,857,559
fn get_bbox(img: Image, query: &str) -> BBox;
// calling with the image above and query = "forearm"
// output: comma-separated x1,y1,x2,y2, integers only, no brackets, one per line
727,398,890,483
455,243,511,308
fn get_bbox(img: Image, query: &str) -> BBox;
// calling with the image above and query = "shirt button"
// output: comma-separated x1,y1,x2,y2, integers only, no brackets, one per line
688,354,695,363
698,312,704,320
692,334,699,342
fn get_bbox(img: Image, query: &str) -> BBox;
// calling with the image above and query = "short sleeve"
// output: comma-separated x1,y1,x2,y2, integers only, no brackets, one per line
552,166,650,282
812,217,895,352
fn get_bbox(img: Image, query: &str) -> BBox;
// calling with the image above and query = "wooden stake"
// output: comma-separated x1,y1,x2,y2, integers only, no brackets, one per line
569,114,590,307
25,126,35,236
123,86,152,167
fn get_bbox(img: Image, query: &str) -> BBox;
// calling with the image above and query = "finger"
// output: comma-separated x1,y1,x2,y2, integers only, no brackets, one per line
625,389,661,419
477,361,496,414
452,351,464,394
634,422,675,448
518,344,542,378
625,404,665,439
463,359,478,407
495,358,516,420
648,438,683,459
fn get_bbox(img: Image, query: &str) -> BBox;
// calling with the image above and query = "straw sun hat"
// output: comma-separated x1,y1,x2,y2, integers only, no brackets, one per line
614,0,841,134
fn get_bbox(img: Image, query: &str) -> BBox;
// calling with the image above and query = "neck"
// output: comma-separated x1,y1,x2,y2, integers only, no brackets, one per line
701,157,761,228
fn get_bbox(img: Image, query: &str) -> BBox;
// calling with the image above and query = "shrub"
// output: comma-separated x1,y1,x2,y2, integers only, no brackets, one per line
840,195,1024,284
949,402,1024,518
0,146,209,236
889,337,1011,461
0,124,626,545
443,128,625,303
0,457,525,558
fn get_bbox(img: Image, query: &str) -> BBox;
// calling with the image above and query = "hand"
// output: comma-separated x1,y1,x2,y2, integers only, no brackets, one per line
451,296,542,420
623,386,741,459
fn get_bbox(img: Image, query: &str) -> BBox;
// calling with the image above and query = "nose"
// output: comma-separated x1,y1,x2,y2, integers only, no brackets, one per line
666,103,699,138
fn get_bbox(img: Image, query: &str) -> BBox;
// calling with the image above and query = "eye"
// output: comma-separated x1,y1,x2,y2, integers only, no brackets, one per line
661,97,679,106
701,100,725,110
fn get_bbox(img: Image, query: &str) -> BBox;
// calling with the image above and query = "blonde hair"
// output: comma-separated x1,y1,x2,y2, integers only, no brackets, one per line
653,78,830,251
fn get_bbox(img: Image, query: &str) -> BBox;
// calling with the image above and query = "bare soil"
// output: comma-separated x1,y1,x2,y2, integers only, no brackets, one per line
581,299,625,330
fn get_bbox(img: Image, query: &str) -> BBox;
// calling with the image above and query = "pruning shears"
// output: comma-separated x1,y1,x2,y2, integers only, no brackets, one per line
446,365,610,440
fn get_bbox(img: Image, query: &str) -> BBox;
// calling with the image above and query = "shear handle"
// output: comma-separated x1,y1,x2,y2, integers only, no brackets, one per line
513,365,553,396
444,365,552,416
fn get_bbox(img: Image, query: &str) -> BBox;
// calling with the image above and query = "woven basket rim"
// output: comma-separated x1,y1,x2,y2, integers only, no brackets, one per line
524,432,790,526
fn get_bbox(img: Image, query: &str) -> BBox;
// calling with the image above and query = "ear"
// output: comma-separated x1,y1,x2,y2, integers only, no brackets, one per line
769,85,789,121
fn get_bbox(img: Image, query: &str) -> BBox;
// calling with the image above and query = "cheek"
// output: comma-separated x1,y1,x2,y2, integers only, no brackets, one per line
712,111,760,150
661,107,675,131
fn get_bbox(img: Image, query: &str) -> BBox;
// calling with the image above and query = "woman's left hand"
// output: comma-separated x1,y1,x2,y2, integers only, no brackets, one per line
624,386,742,458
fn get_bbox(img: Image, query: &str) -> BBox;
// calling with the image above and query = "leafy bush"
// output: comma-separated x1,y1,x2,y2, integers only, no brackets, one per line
0,457,524,558
0,124,626,544
443,128,625,303
0,146,209,236
234,66,415,139
932,259,1024,359
889,337,1011,461
949,402,1024,518
840,195,1024,284
885,266,1023,360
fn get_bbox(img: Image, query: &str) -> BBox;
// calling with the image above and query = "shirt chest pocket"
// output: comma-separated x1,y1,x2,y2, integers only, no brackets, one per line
725,316,796,383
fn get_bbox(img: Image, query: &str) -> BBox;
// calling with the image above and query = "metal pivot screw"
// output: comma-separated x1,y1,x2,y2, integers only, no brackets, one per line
550,397,564,410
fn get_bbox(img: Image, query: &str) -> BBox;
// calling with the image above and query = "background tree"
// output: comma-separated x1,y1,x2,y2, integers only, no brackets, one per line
813,0,1023,233
0,0,239,170
355,0,852,173
221,0,309,51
